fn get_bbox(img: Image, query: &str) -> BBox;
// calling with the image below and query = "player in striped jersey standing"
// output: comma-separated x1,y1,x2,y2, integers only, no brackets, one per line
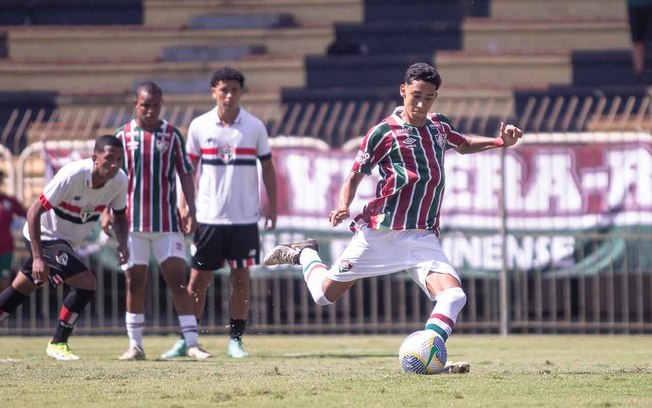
264,62,523,372
0,135,129,360
161,67,277,359
105,82,211,360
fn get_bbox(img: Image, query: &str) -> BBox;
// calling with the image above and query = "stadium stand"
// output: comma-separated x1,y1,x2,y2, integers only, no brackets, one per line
0,0,143,25
1,0,650,150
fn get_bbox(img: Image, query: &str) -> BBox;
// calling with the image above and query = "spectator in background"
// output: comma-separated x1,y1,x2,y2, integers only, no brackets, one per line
0,170,26,292
161,67,277,360
628,0,652,81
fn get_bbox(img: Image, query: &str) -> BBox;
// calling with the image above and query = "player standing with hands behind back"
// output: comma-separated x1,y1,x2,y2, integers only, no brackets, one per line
161,67,277,359
264,62,523,372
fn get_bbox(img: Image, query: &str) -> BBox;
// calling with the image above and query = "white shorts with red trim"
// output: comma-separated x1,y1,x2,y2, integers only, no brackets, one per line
327,228,460,301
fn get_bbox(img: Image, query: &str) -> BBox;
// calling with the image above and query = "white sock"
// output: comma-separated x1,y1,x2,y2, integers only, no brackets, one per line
299,248,332,306
125,312,145,349
425,287,467,342
178,315,198,348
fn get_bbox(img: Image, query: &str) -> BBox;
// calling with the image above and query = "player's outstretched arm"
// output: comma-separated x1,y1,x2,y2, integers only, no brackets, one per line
329,171,365,227
455,122,524,154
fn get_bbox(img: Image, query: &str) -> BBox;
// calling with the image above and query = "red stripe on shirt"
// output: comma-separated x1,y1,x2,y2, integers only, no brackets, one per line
39,194,52,210
416,125,439,228
141,129,151,231
200,147,257,155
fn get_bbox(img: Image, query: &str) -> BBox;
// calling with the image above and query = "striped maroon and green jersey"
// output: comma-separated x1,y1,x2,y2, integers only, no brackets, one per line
115,119,194,233
351,107,466,235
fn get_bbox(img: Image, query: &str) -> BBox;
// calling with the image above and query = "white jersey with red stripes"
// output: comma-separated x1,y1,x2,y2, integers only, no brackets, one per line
23,158,128,245
186,106,271,225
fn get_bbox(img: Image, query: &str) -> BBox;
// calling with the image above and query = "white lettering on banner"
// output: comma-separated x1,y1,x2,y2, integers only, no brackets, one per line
283,154,378,216
275,140,651,232
442,233,576,271
284,155,343,213
522,152,583,213
607,148,652,208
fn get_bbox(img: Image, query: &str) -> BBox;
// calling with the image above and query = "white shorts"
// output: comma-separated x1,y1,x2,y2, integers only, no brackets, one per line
327,228,460,301
127,232,186,268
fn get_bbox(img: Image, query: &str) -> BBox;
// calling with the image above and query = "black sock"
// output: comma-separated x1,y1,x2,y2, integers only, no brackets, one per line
52,288,94,343
0,286,29,322
230,318,246,341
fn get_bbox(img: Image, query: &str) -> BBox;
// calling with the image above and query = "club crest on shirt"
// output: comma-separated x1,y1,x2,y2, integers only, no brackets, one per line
219,144,235,163
1,199,10,210
429,122,447,148
339,259,353,273
155,132,171,152
55,252,68,266
80,204,95,223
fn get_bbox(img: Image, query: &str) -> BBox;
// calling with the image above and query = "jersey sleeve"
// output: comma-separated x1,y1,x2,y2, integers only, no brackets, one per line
114,125,128,173
172,128,194,174
109,172,128,213
39,164,73,210
351,122,391,175
256,122,272,161
186,120,201,162
436,113,466,150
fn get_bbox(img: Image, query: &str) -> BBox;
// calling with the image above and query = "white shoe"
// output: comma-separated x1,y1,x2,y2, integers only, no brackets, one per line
186,344,212,359
118,346,145,361
445,361,470,374
263,239,319,266
227,339,250,358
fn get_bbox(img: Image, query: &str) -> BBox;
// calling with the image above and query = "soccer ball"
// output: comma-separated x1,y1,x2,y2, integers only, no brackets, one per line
398,329,447,374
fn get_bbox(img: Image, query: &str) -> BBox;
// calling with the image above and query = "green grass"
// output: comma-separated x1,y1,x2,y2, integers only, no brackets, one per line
0,335,650,407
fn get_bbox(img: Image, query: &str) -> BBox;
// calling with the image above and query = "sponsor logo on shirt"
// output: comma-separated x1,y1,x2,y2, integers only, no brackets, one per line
355,150,370,165
404,137,417,148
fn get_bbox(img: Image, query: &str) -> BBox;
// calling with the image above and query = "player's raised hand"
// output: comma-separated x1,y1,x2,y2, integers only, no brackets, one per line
498,122,523,147
329,207,350,227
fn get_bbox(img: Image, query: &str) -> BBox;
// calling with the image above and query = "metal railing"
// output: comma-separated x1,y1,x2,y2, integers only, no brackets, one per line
1,97,651,336
2,91,650,154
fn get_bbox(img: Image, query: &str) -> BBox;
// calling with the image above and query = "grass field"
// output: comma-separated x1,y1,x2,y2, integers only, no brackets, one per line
0,334,650,407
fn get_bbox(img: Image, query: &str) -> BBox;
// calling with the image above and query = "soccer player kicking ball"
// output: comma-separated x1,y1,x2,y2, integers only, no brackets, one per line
0,135,129,360
264,62,523,373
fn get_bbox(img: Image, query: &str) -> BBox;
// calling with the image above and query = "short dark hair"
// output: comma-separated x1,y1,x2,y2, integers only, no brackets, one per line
94,134,123,153
136,81,163,98
210,66,245,88
404,62,442,90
